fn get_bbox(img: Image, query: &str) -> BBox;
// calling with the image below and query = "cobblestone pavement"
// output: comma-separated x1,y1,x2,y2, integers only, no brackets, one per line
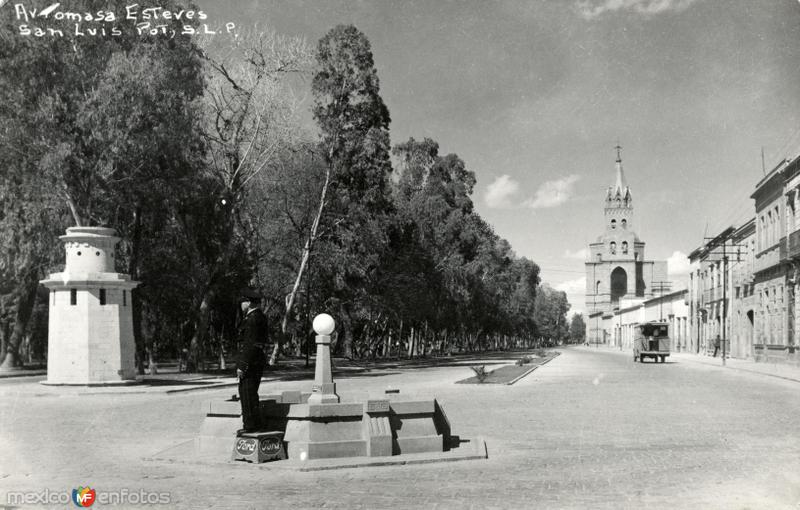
1,348,799,509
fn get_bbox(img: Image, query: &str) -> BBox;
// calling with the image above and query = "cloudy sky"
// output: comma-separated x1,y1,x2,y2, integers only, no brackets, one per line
204,0,800,315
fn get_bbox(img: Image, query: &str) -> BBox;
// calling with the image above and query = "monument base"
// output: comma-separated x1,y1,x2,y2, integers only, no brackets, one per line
201,390,454,461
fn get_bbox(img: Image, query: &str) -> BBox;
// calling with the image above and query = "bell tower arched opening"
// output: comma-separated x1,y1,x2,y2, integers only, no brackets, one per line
610,266,627,303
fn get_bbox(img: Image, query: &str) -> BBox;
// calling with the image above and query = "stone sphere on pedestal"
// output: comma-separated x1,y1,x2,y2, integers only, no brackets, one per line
313,313,335,336
308,313,339,404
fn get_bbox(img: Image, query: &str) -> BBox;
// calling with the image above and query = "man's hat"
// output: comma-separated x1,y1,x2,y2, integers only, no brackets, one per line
238,288,262,303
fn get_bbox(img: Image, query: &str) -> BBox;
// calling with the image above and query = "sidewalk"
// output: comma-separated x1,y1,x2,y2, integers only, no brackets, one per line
579,344,800,383
671,351,800,383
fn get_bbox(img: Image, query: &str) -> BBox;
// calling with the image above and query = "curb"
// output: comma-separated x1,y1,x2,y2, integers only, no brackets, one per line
506,352,562,386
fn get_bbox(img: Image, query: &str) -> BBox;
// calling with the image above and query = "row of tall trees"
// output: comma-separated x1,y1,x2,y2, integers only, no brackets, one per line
0,7,571,370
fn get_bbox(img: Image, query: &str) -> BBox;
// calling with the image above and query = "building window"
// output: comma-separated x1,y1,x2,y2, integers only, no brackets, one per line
123,290,127,307
621,219,627,229
70,289,77,306
768,210,774,246
610,241,616,254
611,219,617,229
100,289,107,306
622,241,628,254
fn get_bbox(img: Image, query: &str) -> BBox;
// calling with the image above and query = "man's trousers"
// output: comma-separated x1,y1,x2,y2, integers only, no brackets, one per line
238,374,262,431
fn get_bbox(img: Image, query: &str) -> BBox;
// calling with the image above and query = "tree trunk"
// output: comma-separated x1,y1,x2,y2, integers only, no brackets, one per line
0,320,9,365
187,291,213,373
421,322,428,357
128,206,145,375
270,160,332,366
340,309,354,359
397,320,403,358
147,347,157,375
65,186,82,227
1,269,39,370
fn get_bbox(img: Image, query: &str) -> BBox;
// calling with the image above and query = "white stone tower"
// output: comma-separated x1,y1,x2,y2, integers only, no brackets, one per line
41,227,140,385
585,146,667,315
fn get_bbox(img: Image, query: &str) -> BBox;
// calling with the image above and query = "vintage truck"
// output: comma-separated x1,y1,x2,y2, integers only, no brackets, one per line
633,321,670,363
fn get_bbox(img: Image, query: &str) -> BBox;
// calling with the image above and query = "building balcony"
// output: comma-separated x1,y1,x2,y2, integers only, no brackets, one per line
755,241,783,274
787,230,800,260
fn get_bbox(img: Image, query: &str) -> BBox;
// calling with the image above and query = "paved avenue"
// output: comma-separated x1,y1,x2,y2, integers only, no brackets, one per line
1,348,799,509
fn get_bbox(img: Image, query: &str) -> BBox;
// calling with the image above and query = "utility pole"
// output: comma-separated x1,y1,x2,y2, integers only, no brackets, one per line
703,232,745,367
651,281,672,321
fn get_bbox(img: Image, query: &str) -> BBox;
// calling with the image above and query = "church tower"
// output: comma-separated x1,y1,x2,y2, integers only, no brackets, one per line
585,146,667,316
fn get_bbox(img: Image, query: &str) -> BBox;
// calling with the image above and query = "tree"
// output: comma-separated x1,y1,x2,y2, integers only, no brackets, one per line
0,0,207,369
310,24,394,359
569,313,586,344
180,29,312,371
534,284,570,344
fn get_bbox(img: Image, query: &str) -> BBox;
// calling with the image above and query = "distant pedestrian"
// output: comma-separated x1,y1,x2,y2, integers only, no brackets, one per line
235,288,268,434
713,335,721,357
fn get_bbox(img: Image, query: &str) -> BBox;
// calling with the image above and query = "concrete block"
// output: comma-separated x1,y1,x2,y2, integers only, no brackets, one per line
364,415,392,457
391,414,438,438
286,403,364,419
287,440,366,460
396,435,443,454
390,400,435,415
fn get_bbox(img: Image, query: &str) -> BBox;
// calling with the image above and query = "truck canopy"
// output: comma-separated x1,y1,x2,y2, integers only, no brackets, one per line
638,323,668,338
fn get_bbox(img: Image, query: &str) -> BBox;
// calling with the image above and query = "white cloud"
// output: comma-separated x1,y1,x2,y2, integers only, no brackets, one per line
576,0,701,19
555,276,586,295
667,251,697,286
524,175,580,209
564,248,589,260
484,174,520,209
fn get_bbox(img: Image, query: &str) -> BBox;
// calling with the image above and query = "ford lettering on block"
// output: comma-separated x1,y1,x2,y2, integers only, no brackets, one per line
231,431,286,463
236,438,257,455
260,437,281,454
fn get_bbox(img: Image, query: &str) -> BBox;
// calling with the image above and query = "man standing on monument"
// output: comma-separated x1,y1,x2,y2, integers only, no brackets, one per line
236,288,268,433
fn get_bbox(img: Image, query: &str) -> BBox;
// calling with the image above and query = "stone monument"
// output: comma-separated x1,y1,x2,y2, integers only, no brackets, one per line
199,313,462,462
40,226,140,385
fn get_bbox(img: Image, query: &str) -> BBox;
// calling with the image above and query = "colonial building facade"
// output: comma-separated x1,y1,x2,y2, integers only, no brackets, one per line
688,154,800,360
585,148,667,343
